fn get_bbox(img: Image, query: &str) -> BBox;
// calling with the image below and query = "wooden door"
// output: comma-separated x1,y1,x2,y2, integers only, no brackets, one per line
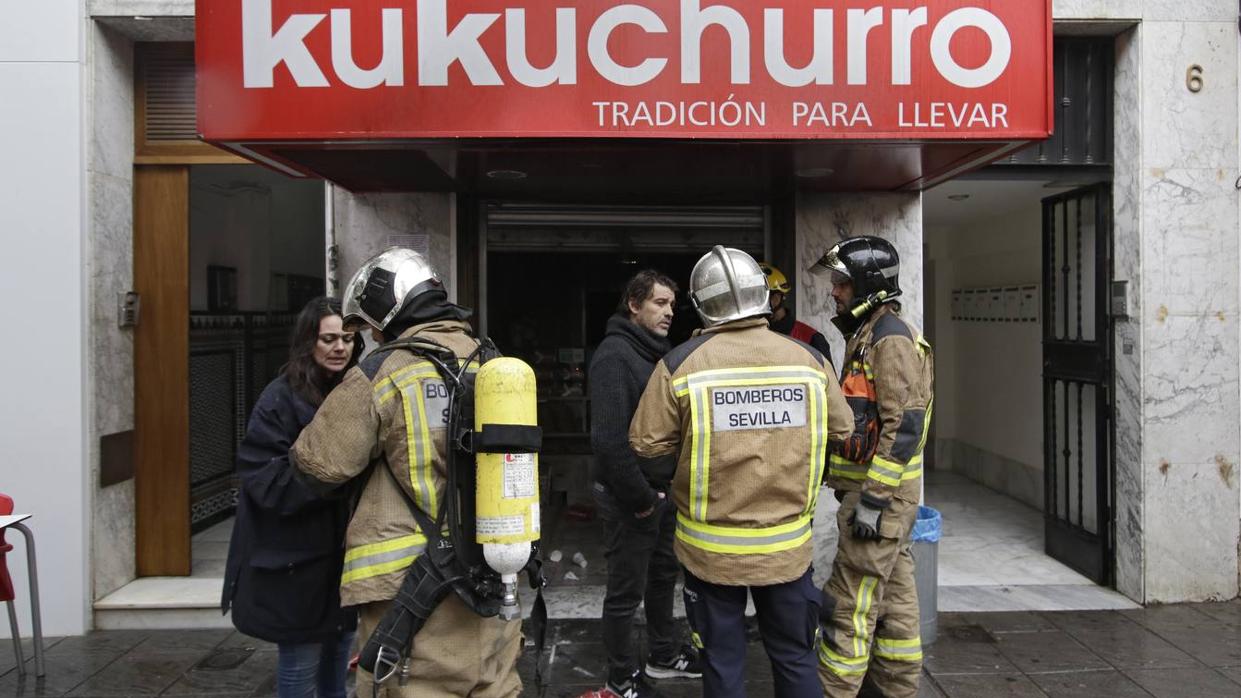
134,165,191,576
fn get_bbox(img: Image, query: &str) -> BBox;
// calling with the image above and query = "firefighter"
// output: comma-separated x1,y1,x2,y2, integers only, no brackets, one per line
759,262,834,367
629,246,853,698
291,248,524,698
811,237,933,698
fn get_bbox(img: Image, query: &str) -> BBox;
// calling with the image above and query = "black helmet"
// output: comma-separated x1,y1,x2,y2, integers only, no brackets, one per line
810,236,901,321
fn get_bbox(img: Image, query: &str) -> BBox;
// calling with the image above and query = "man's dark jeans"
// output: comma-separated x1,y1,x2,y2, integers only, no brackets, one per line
594,481,680,680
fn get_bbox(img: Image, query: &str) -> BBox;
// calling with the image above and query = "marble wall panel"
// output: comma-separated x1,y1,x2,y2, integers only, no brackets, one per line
1143,460,1240,602
90,173,135,437
88,0,194,17
1051,0,1141,21
89,28,132,179
1111,27,1144,602
1053,0,1234,22
87,22,137,600
1140,22,1238,171
1140,168,1240,314
92,482,135,599
939,438,1043,511
1133,18,1240,603
1143,313,1239,466
811,490,841,589
93,16,194,42
794,191,923,367
1142,0,1237,22
332,190,454,296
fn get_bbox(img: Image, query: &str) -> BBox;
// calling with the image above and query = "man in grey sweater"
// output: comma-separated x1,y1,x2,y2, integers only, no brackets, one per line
589,270,701,698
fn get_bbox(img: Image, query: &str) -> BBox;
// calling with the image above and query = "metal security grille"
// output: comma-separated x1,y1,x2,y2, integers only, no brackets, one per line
189,351,236,488
188,312,296,531
1000,38,1112,167
136,43,198,144
485,204,767,252
134,42,239,162
1041,184,1113,584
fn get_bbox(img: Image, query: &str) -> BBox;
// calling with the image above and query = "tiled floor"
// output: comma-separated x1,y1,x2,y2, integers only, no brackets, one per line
531,470,1134,614
4,603,1241,697
184,470,1134,619
924,472,1137,612
191,520,233,579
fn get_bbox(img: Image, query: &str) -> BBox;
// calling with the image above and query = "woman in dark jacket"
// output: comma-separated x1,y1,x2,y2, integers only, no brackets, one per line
222,297,364,698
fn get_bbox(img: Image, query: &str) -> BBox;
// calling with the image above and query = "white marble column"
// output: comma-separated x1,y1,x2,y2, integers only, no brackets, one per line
1111,27,1145,603
331,190,455,297
1135,18,1240,602
86,24,138,602
794,191,924,367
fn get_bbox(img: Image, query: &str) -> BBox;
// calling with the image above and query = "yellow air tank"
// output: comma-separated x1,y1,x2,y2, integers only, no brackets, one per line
474,357,541,620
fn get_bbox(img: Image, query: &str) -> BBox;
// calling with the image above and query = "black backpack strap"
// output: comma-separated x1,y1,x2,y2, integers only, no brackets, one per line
522,553,549,687
356,466,462,686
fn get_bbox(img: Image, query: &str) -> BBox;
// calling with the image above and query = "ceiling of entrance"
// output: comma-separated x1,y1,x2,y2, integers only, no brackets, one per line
228,139,1032,200
923,177,1095,229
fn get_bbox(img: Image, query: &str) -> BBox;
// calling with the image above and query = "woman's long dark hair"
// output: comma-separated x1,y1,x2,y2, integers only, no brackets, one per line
284,296,363,405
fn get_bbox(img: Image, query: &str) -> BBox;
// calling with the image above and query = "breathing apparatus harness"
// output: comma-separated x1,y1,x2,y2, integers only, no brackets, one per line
356,336,547,693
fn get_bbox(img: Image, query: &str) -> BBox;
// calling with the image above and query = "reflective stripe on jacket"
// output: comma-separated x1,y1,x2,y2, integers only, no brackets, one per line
630,317,853,586
826,306,934,508
292,320,481,607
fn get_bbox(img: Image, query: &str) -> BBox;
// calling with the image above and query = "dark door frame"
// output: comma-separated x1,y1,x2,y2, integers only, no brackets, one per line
1041,183,1114,585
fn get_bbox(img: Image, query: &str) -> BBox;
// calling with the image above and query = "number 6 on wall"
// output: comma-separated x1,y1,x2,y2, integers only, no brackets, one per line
1187,64,1204,93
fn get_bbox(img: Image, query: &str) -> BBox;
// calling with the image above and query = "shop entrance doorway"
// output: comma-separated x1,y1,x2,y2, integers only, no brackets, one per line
923,174,1132,611
132,162,326,577
185,165,327,577
479,203,767,585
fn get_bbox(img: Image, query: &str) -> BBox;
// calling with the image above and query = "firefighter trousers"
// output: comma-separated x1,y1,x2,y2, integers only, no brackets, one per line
818,493,921,698
354,592,523,698
683,566,822,698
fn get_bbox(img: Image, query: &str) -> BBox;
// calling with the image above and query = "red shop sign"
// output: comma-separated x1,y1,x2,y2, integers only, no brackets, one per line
196,0,1052,141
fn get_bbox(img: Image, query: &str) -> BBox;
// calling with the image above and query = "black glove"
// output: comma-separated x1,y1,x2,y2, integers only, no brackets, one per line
849,502,883,540
635,490,667,520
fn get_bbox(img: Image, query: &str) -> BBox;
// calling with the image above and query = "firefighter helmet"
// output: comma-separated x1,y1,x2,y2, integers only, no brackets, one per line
342,247,442,332
759,262,792,294
689,246,771,327
811,236,902,317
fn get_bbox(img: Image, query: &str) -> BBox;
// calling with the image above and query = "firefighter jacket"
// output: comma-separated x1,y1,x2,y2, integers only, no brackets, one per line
827,305,934,512
292,320,480,607
629,317,853,587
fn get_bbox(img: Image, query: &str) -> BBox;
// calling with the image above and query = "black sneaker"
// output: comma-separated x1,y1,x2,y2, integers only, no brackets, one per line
605,670,664,698
644,645,703,679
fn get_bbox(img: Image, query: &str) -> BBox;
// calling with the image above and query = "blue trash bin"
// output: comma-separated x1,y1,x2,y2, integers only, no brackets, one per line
911,506,941,646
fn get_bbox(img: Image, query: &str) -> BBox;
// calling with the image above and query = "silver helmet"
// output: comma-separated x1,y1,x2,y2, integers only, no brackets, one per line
342,247,442,332
689,246,771,327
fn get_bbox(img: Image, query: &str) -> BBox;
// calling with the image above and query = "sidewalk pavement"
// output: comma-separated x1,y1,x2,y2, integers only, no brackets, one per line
2,601,1239,697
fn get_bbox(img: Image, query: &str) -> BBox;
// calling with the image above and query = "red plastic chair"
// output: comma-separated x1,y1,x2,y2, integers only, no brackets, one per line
2,494,27,674
0,494,13,598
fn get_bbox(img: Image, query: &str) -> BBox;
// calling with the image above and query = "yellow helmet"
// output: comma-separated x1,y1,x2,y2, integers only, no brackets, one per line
759,262,792,294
